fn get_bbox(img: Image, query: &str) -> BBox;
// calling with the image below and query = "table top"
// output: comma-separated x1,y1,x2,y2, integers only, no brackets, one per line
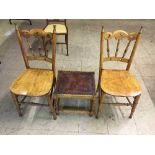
54,71,96,96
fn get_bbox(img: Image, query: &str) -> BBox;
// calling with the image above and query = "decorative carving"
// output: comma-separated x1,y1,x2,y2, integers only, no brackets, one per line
128,32,137,40
104,32,112,40
17,28,54,63
113,30,128,40
102,30,138,59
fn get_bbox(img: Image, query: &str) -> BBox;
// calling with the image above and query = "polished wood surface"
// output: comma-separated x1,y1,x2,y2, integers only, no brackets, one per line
100,70,141,97
10,69,54,96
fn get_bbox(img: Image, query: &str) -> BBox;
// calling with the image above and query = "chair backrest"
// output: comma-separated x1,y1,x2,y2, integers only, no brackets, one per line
100,26,143,71
15,26,57,75
46,19,67,26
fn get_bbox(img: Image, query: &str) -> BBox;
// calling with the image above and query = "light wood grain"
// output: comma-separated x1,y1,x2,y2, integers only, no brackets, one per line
10,69,54,96
100,70,141,97
113,30,128,40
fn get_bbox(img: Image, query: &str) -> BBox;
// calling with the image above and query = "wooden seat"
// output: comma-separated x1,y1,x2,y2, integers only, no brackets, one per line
10,27,57,119
10,69,54,96
44,19,69,56
101,70,141,97
44,24,67,34
96,26,143,119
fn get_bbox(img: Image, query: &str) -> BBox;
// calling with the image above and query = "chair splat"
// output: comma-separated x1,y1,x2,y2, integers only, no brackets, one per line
106,40,110,57
115,39,120,57
101,28,142,66
122,40,131,58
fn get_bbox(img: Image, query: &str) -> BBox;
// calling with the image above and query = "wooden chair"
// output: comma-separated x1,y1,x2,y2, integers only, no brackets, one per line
44,19,69,56
10,26,57,120
96,26,143,119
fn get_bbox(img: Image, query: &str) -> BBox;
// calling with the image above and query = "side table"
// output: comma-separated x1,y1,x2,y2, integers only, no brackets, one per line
53,71,96,118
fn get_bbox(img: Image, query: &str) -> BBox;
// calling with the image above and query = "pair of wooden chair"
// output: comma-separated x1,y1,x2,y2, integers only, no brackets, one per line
10,25,142,120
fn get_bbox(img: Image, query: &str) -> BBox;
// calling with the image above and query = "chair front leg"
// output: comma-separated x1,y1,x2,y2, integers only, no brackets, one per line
10,92,22,116
96,89,105,119
47,94,57,120
129,94,141,119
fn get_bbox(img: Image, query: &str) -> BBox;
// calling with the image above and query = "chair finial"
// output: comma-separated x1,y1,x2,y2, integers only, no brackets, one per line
14,23,19,31
139,26,143,34
102,26,104,32
53,25,56,33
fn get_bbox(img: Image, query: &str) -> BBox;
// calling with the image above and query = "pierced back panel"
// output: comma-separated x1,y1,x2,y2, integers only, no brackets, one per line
16,28,56,72
100,27,142,70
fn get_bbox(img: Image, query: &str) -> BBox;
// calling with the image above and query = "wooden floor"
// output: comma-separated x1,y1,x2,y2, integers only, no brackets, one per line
0,19,155,134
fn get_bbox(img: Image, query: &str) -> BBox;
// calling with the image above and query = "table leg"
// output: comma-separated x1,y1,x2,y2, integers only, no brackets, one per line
89,97,95,117
47,94,57,120
55,97,60,115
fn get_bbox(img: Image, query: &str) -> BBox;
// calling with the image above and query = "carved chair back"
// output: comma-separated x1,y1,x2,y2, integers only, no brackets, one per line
100,26,143,71
16,26,56,75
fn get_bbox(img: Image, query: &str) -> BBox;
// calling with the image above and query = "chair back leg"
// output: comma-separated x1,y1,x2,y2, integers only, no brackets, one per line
10,92,22,116
129,94,141,118
65,34,69,56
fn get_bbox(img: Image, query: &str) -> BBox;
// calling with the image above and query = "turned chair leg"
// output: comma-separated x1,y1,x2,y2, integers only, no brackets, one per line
10,92,22,116
47,94,57,120
96,90,105,119
129,94,141,119
65,33,69,56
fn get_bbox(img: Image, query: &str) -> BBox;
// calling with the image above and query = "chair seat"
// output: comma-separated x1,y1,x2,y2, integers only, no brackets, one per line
100,70,141,97
44,24,67,34
10,69,54,96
